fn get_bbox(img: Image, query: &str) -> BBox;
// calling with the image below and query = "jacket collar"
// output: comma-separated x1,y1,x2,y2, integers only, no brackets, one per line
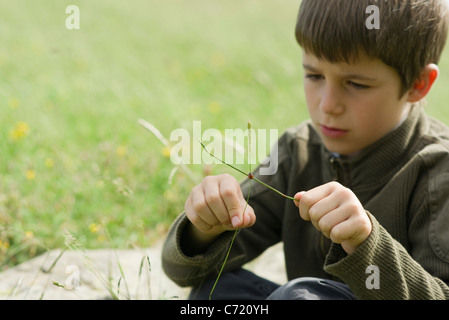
318,104,424,202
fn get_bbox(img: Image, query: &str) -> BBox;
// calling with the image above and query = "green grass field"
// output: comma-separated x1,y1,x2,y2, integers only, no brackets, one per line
1,0,448,269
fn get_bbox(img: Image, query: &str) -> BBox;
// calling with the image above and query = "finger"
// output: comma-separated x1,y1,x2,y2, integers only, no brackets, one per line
316,205,349,238
186,186,219,228
240,203,256,228
185,195,214,232
328,217,368,255
298,183,337,221
203,176,231,226
294,192,305,208
329,212,371,246
219,175,245,228
308,192,342,231
329,218,355,244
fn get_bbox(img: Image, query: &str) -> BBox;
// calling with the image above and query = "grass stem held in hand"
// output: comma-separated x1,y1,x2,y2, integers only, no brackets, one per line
197,139,295,201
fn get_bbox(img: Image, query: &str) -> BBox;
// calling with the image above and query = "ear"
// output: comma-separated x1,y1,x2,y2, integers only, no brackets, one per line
406,64,439,103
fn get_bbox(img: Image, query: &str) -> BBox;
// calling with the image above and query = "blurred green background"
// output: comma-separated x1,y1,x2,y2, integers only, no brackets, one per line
0,0,448,269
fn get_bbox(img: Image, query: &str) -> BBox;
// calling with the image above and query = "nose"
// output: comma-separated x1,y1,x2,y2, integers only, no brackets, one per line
319,84,344,115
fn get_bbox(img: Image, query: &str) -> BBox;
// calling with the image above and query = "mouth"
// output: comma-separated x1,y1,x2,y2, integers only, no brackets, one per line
320,124,348,138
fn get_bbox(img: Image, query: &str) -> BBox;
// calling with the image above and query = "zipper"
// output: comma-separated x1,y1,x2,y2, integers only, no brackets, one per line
329,155,340,181
329,154,352,187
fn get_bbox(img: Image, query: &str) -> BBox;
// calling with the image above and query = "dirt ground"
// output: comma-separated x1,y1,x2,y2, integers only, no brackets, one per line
0,241,286,300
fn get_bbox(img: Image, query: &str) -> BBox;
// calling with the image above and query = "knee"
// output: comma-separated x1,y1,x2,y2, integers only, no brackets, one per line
267,277,356,300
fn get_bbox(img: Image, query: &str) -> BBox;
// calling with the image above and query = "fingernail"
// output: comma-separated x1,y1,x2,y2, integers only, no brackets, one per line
231,216,240,228
293,192,304,207
294,192,304,201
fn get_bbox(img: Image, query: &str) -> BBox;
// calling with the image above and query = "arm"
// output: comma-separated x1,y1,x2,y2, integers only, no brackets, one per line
295,179,449,299
324,212,449,299
161,212,237,287
318,165,449,299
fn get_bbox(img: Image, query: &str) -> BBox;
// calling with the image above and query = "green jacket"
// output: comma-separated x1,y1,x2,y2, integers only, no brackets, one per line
162,105,449,299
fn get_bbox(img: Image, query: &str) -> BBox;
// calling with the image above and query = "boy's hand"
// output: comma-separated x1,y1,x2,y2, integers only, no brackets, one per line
185,174,256,238
294,182,372,254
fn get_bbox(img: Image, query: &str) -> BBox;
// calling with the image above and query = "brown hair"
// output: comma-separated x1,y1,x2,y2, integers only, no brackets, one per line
295,0,449,96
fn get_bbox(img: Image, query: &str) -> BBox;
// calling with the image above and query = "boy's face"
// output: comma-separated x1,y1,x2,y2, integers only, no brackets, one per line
302,51,412,156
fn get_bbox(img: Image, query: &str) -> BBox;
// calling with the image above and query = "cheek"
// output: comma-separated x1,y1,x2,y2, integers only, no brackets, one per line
304,84,319,115
352,103,398,139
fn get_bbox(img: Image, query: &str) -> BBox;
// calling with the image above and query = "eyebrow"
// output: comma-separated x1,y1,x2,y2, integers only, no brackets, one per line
302,64,378,82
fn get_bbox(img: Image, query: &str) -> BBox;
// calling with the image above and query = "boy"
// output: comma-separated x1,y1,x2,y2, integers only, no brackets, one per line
162,0,449,299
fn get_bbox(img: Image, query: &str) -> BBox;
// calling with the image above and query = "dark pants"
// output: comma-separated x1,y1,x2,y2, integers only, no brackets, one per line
189,269,357,300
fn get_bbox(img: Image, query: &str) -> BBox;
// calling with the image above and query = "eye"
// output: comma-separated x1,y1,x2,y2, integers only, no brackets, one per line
305,74,323,81
348,81,370,90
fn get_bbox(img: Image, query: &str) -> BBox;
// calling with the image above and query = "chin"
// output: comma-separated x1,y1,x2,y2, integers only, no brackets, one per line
322,141,361,156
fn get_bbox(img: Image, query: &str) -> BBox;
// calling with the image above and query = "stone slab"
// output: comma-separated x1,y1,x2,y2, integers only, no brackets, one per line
0,242,286,300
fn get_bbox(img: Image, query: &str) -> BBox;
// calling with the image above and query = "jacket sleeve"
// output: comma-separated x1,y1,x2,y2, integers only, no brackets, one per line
324,144,449,299
161,213,236,287
324,212,449,300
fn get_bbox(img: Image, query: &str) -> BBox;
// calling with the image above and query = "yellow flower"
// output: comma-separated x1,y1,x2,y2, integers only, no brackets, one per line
162,146,172,158
25,231,34,239
25,169,36,180
0,240,9,251
208,101,221,114
116,145,127,157
45,158,55,168
9,121,30,141
89,223,99,233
